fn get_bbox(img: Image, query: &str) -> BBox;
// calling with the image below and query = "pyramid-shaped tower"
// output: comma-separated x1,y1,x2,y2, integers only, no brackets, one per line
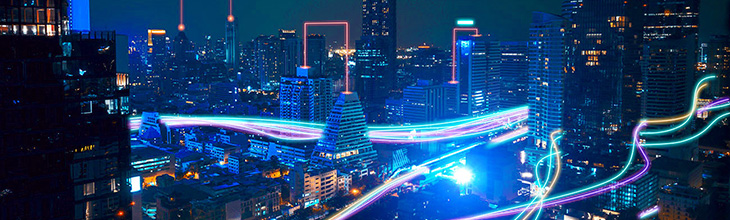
311,92,377,175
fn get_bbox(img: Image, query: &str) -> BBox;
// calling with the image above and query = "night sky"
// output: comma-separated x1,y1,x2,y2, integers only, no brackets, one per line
91,0,730,48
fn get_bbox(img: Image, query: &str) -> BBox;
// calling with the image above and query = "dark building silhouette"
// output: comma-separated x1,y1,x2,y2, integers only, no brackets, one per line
0,1,131,218
562,0,644,167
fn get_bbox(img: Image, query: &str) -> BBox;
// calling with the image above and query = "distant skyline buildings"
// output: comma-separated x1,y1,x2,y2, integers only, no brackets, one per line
90,0,729,49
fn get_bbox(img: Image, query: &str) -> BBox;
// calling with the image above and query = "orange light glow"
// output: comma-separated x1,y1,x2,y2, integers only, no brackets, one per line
117,211,124,217
227,15,235,22
178,24,185,32
147,29,166,46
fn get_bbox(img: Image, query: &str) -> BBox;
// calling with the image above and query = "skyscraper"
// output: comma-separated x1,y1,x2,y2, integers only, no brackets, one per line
526,12,567,166
310,92,377,176
0,2,131,217
706,35,730,97
255,35,281,90
562,0,644,165
225,19,238,72
642,0,699,41
453,34,489,117
356,0,397,123
402,80,445,124
641,0,699,160
280,67,333,123
279,29,302,78
362,0,397,41
497,41,529,110
147,29,169,94
306,34,327,77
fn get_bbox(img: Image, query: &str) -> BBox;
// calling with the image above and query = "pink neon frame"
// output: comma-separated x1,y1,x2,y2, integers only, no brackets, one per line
303,21,351,93
450,27,480,84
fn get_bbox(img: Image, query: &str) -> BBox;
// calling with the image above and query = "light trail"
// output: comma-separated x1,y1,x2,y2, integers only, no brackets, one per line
327,166,430,220
453,78,729,219
329,134,528,220
302,21,350,92
519,130,562,220
450,27,479,84
641,75,716,136
130,107,528,143
697,97,729,115
643,111,730,148
452,122,651,220
637,205,659,219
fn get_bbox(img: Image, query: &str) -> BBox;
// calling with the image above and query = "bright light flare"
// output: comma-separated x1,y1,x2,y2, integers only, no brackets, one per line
456,19,475,26
453,167,474,185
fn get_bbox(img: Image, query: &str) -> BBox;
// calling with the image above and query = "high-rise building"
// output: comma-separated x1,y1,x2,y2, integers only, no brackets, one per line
598,170,658,212
255,35,281,90
172,31,194,62
641,0,699,160
498,41,529,110
147,29,169,94
0,4,132,217
254,31,302,91
305,34,327,76
453,34,489,117
402,80,445,124
280,67,333,123
279,29,302,78
355,36,393,122
642,0,699,41
362,0,396,41
401,45,451,85
357,0,397,123
562,0,644,165
526,12,567,166
658,185,710,220
485,40,502,113
225,19,238,72
706,35,730,97
310,92,377,176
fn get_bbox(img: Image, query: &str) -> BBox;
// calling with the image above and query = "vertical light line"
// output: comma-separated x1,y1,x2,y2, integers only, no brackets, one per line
345,22,350,93
178,0,184,31
303,23,308,67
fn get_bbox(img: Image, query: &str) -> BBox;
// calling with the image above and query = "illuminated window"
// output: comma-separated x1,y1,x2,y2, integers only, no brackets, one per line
83,182,95,196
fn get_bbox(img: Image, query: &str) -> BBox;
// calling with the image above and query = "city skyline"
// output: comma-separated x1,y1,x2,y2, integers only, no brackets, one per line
90,0,730,47
3,0,730,219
